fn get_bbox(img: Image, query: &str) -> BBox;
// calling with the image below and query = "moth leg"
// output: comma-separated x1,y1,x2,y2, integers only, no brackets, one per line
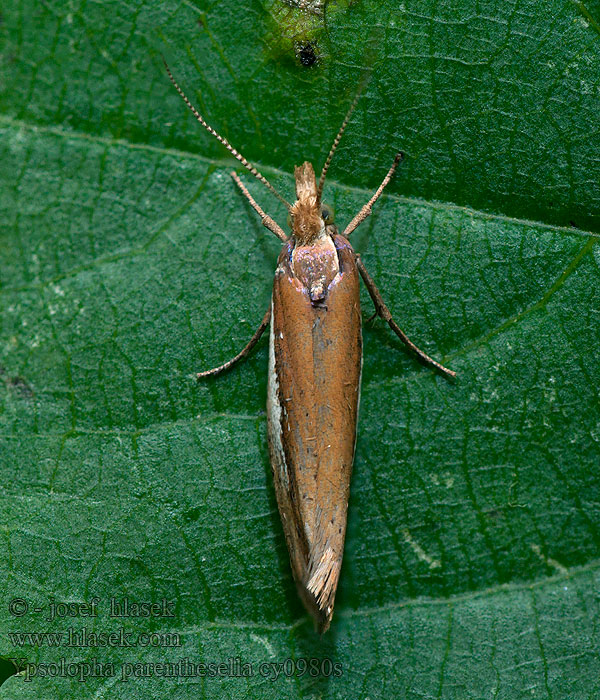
197,306,271,379
230,172,288,242
356,257,456,379
342,152,403,238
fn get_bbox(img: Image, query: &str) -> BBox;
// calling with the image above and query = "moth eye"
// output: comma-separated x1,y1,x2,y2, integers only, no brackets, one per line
321,204,334,224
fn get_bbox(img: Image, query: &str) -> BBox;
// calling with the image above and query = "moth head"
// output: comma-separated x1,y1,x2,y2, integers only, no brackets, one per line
290,162,325,244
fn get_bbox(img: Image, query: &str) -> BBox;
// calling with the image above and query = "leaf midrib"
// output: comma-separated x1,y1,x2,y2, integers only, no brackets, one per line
2,113,600,243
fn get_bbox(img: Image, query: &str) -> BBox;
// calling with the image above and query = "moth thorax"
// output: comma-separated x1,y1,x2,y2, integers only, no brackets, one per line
291,235,340,303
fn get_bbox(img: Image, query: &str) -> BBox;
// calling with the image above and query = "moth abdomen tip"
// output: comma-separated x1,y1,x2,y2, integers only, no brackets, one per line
300,546,342,634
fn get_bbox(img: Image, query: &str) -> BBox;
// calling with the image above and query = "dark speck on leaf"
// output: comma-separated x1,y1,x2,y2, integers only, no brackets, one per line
3,372,34,399
295,41,319,67
10,377,33,397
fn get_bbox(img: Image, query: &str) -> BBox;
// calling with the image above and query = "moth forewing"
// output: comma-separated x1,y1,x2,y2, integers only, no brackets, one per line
268,234,362,633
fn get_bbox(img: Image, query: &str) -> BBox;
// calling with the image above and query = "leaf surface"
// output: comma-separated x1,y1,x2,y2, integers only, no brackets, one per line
1,1,600,698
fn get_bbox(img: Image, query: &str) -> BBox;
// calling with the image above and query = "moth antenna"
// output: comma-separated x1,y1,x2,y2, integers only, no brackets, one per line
316,73,369,201
163,58,291,211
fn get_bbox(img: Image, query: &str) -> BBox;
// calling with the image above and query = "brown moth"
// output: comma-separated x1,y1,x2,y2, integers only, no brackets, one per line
164,61,455,633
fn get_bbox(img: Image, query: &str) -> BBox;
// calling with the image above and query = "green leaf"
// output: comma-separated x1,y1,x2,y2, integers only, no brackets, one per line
1,1,600,698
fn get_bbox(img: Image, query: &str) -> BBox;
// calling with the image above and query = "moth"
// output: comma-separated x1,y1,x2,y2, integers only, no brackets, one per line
165,61,455,633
